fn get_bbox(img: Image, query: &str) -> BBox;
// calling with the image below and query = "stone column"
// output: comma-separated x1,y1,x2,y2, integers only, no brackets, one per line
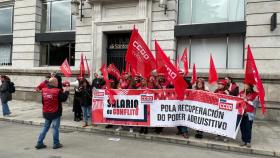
12,0,41,68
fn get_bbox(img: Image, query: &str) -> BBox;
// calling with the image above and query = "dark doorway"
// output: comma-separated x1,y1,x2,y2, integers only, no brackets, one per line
107,33,131,72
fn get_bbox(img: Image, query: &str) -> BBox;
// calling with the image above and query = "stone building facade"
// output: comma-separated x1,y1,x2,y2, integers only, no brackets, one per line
0,0,279,120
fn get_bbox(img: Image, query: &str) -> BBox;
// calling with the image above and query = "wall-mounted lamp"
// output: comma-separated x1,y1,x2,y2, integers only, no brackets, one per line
271,13,277,31
71,0,84,21
159,0,167,15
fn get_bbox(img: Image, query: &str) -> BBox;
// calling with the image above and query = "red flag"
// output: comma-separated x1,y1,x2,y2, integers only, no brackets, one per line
100,64,115,104
180,48,189,75
79,53,85,78
155,41,187,100
100,64,109,83
191,63,197,85
126,27,156,78
244,45,266,114
208,54,218,84
60,59,72,77
108,64,121,80
84,56,90,76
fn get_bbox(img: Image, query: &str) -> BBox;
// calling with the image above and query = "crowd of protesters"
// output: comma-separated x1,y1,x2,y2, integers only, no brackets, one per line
0,69,258,149
66,69,258,148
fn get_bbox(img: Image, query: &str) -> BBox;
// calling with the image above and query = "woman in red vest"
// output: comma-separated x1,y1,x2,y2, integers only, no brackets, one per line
239,82,259,148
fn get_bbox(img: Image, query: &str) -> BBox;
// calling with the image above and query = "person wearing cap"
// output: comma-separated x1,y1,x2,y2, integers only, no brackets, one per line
214,79,228,95
239,82,259,148
35,77,69,150
214,79,229,142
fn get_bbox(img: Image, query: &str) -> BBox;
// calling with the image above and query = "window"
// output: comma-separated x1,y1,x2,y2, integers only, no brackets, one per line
0,44,12,65
177,36,244,69
42,0,75,32
40,42,75,66
178,0,244,24
0,6,13,34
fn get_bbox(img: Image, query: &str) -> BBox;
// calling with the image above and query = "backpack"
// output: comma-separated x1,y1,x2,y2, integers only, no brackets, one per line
8,82,16,93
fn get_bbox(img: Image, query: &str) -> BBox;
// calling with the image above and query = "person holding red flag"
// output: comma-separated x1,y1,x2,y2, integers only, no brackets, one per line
239,81,259,148
155,40,187,100
238,45,264,148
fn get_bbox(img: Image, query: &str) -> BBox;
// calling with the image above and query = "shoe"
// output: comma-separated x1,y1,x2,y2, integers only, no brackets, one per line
129,128,133,133
240,142,246,147
82,123,88,127
144,130,148,134
115,126,122,132
195,133,203,139
53,143,63,149
105,125,113,129
246,143,251,148
35,143,47,149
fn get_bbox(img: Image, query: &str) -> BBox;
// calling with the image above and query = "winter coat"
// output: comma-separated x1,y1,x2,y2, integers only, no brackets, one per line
92,78,105,89
0,80,12,103
73,89,82,113
76,86,92,107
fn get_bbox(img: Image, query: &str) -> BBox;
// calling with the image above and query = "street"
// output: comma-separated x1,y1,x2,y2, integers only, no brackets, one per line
0,121,274,158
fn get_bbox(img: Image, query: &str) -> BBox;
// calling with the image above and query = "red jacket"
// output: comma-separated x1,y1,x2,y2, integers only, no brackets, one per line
239,91,259,113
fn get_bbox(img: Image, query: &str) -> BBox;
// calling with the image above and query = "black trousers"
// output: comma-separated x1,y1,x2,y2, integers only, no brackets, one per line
240,115,253,143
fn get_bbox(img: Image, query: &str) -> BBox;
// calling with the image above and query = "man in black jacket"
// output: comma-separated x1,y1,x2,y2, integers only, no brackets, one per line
35,77,69,150
0,75,12,116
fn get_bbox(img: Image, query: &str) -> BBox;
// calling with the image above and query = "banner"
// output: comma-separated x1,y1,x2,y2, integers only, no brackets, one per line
92,89,246,139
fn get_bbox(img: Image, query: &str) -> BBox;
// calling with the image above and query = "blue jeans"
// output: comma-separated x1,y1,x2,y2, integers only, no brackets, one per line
37,117,61,145
81,106,92,124
1,102,10,116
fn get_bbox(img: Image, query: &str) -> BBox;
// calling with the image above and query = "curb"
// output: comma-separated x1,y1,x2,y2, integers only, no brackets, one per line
0,117,278,157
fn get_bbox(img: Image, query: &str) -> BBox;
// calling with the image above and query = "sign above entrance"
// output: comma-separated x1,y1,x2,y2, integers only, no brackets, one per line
108,34,130,50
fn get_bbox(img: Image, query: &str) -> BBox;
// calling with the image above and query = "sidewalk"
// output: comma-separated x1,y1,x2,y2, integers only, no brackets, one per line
1,100,280,157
